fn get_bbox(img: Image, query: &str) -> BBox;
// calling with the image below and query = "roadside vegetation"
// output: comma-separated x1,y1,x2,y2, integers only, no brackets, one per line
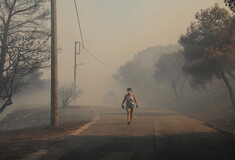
114,3,235,132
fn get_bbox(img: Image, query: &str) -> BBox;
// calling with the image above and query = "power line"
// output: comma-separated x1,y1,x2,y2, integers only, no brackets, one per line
74,0,84,47
73,0,117,71
83,46,117,71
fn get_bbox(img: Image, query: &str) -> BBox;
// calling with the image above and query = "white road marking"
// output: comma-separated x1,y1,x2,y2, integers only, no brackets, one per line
22,116,100,160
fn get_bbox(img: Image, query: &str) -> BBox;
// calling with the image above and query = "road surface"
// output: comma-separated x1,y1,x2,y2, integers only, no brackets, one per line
29,108,235,160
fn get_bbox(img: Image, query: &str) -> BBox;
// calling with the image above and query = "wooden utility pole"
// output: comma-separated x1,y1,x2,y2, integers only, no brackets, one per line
51,0,59,127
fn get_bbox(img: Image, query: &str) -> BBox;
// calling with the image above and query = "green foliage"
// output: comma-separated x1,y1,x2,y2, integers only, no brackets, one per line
154,51,186,96
179,4,235,88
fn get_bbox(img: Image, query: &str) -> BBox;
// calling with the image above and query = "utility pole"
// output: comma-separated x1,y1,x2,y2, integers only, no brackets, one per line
51,0,59,127
74,41,81,92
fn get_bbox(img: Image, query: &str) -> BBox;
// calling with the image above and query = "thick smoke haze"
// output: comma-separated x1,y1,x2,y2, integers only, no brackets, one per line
1,0,228,111
41,0,227,106
1,0,234,132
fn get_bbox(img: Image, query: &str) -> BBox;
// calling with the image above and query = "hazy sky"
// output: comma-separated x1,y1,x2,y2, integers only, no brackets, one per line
46,0,227,106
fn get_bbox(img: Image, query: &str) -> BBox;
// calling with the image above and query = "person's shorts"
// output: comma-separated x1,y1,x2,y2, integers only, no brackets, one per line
126,105,134,111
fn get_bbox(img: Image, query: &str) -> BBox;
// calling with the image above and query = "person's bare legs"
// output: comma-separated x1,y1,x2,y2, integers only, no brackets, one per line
127,110,131,124
130,109,133,121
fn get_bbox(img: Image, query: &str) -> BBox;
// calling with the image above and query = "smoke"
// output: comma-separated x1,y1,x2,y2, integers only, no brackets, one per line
1,44,234,131
0,78,50,121
0,78,98,131
112,44,182,108
112,44,235,117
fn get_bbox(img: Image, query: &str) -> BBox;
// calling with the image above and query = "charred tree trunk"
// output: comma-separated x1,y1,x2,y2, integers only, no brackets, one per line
0,1,15,96
0,56,19,113
221,71,235,111
0,25,9,96
0,98,12,113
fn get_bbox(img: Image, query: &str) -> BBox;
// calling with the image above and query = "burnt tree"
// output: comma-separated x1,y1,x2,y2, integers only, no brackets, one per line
0,0,50,113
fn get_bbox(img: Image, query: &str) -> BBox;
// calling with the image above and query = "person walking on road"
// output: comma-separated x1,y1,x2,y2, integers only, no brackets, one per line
121,88,138,125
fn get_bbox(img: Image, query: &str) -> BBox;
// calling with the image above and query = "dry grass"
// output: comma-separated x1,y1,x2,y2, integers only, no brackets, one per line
0,122,88,160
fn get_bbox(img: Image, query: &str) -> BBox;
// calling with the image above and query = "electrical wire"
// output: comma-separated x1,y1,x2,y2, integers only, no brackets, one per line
83,46,117,71
74,0,84,47
73,0,117,71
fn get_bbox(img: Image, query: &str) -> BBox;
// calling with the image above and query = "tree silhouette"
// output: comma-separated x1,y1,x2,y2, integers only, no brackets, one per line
0,0,50,113
154,51,186,97
179,4,235,110
59,83,82,108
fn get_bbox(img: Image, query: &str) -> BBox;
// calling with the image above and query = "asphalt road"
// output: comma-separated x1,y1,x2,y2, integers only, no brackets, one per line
36,108,235,160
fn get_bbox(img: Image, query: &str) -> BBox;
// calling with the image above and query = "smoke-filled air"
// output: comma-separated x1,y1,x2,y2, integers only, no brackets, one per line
1,0,235,159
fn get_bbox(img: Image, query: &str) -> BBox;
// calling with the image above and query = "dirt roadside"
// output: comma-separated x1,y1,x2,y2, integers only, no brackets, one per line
0,106,97,160
176,104,235,135
0,122,91,160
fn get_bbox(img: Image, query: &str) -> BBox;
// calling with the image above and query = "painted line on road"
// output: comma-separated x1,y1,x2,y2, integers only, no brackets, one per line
69,115,100,136
22,149,48,160
22,116,100,160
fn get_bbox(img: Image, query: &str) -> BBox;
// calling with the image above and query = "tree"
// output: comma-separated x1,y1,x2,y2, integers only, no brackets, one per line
0,0,50,113
224,0,235,12
154,51,186,97
114,61,143,87
113,45,181,106
113,45,180,87
179,4,235,110
59,83,82,108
